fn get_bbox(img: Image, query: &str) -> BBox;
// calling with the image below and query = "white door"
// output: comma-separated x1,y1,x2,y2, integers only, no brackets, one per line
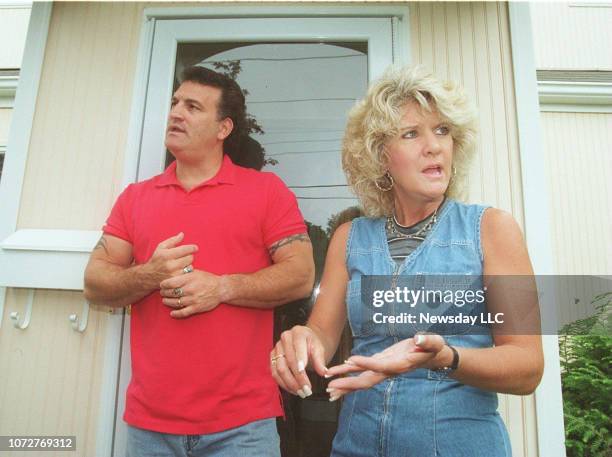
114,15,396,456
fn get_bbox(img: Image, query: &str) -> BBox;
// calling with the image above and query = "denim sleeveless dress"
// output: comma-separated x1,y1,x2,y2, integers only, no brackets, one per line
330,199,512,457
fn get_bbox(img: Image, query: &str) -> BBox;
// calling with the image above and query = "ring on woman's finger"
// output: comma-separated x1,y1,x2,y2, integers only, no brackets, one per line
183,265,193,274
177,297,182,307
271,354,286,362
173,287,184,297
271,359,277,367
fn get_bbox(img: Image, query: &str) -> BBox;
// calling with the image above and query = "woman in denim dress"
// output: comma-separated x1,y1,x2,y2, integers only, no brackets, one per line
270,66,544,457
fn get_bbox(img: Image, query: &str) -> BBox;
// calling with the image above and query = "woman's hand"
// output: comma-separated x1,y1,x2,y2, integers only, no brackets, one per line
270,325,329,399
325,334,447,400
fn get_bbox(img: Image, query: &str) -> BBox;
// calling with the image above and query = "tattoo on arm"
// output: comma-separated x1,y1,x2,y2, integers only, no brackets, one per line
268,233,311,256
94,235,110,256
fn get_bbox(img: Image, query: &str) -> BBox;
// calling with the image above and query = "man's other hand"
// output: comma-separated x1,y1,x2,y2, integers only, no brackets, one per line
144,232,198,286
159,269,224,318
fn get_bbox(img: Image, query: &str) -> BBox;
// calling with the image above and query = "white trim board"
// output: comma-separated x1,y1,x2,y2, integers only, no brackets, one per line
509,4,567,457
0,1,31,9
0,2,51,240
0,2,51,327
0,74,19,108
0,229,100,290
143,4,411,19
1,229,100,252
538,81,612,113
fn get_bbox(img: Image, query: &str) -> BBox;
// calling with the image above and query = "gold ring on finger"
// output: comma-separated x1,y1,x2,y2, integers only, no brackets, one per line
271,354,286,362
177,297,182,307
173,287,184,297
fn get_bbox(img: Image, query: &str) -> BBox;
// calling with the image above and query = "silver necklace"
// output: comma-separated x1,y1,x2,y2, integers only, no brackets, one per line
386,205,440,240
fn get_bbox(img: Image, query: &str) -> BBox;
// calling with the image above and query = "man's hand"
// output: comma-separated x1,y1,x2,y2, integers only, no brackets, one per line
84,232,197,307
143,232,198,287
160,270,224,318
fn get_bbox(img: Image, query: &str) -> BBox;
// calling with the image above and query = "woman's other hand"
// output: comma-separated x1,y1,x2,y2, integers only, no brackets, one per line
325,334,448,400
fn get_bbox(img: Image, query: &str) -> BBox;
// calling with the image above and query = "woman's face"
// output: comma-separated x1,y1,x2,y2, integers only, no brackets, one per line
385,101,454,204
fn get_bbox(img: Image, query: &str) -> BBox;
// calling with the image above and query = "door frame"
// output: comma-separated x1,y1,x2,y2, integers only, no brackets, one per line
106,5,410,456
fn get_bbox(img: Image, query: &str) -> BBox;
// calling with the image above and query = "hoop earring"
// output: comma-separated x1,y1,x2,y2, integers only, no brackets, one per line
375,171,394,192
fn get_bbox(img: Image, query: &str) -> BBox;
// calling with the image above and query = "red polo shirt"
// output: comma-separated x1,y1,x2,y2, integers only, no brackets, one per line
103,155,306,434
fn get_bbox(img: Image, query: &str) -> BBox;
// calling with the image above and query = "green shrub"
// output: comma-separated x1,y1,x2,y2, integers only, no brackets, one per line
559,293,612,457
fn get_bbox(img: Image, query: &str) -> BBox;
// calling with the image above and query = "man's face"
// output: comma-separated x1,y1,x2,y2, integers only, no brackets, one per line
165,81,233,160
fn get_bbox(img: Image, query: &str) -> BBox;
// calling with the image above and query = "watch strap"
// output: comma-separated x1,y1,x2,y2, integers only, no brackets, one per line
446,345,459,371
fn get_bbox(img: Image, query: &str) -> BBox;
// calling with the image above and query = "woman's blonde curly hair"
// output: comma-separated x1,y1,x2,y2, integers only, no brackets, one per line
342,65,478,217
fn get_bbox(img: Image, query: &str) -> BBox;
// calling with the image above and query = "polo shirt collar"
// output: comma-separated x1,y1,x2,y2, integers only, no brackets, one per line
155,154,236,188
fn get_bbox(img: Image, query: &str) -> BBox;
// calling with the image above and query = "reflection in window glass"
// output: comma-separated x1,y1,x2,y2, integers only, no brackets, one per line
175,42,367,229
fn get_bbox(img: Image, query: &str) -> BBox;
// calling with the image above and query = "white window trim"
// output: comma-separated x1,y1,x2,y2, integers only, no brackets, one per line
569,2,612,8
0,1,32,9
0,74,18,108
509,4,567,457
538,80,612,113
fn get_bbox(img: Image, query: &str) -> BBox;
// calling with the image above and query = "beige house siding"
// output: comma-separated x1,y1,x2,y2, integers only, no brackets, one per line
541,112,612,325
410,2,524,223
3,2,539,456
17,2,143,230
0,291,109,457
542,112,611,276
531,2,612,71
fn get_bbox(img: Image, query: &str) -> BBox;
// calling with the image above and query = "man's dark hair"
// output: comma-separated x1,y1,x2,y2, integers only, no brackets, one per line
179,66,247,157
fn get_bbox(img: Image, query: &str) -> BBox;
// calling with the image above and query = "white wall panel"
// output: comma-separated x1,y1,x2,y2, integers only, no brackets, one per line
0,6,31,69
531,2,612,70
541,112,612,325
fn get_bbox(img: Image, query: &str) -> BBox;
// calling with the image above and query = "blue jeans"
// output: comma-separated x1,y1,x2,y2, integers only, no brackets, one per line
126,419,280,457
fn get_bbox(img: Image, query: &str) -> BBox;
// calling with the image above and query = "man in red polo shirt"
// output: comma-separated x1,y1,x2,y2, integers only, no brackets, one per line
84,67,314,457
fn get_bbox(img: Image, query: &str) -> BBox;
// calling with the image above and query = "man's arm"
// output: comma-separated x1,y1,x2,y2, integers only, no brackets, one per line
224,233,314,306
160,233,315,318
84,232,197,307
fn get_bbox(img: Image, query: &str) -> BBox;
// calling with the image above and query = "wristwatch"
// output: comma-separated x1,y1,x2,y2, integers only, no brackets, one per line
439,345,459,373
